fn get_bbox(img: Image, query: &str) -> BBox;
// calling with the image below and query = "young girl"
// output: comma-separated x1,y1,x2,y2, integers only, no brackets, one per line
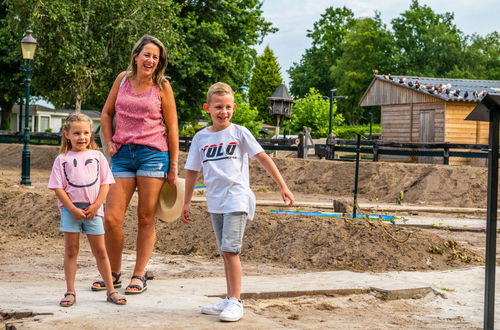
48,113,126,307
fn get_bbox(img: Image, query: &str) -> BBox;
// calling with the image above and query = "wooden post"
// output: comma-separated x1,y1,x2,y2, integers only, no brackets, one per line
297,133,305,158
443,146,449,165
373,143,379,162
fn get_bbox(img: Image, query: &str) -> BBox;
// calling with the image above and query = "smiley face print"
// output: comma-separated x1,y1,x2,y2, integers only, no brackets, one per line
62,157,100,188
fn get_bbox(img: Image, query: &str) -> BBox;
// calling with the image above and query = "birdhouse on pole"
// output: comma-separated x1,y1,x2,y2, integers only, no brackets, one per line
267,84,294,138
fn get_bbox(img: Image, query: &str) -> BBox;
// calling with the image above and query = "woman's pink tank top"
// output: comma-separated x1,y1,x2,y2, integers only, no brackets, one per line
112,78,168,151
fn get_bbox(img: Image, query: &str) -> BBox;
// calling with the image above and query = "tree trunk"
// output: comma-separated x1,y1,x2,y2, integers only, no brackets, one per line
0,100,14,130
75,95,82,113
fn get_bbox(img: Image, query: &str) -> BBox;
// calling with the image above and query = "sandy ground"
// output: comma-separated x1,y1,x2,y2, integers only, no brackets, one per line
0,144,498,329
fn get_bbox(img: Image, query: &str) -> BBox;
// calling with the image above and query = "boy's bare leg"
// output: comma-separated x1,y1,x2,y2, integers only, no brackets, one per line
62,232,79,305
104,178,136,274
223,252,242,300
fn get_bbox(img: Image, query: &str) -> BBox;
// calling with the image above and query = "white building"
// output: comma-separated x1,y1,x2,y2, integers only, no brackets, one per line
2,104,101,133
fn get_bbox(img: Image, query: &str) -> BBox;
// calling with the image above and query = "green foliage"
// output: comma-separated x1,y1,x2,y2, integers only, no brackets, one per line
179,124,204,137
170,0,276,123
232,93,262,136
1,0,274,127
391,0,464,76
447,32,500,80
288,6,354,98
331,15,395,124
288,1,499,126
288,88,344,138
334,124,381,140
3,0,183,111
199,93,262,137
248,45,282,124
0,1,24,129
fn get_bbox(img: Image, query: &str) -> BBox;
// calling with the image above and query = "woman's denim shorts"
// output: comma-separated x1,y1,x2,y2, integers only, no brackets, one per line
111,143,169,178
210,212,248,254
60,203,104,235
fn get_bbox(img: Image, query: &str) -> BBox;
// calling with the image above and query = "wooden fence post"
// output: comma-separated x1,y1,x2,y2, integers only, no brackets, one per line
297,133,305,158
443,146,450,165
373,144,379,162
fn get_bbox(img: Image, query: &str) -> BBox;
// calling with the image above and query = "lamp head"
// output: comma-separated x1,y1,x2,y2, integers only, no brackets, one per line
21,30,37,60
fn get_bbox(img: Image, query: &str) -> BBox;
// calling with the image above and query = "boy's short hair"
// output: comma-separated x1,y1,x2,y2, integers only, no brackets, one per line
206,82,234,104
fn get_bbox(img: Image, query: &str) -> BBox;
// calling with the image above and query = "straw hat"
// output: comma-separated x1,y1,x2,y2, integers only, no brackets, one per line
155,178,185,222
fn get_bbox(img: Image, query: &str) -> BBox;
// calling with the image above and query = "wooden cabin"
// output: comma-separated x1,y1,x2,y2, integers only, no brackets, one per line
359,75,500,164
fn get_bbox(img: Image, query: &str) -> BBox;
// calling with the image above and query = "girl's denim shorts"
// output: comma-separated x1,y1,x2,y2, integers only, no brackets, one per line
111,143,169,178
60,203,104,235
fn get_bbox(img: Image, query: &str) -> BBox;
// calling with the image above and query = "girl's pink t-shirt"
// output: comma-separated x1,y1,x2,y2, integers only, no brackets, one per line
48,150,115,217
112,78,168,151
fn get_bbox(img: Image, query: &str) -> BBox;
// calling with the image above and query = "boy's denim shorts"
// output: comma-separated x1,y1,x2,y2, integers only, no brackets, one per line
210,212,248,254
60,203,104,235
112,143,169,178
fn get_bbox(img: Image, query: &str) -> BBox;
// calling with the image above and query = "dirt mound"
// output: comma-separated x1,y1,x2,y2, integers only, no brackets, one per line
0,144,491,207
0,185,482,272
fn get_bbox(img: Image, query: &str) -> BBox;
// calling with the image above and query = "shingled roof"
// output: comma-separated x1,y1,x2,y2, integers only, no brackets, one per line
373,75,500,102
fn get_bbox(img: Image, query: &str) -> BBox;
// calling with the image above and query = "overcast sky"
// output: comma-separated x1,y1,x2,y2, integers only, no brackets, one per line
254,0,499,84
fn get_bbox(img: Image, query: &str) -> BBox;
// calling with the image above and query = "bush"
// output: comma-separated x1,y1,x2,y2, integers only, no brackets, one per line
288,88,344,138
334,124,380,140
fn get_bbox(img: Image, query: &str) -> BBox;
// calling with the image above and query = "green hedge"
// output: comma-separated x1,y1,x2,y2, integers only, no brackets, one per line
333,124,380,140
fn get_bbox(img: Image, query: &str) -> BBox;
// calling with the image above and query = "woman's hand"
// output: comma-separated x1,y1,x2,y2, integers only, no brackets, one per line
167,162,178,185
107,141,118,156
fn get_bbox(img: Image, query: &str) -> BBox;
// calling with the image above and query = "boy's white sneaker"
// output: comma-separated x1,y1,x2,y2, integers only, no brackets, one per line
219,298,244,322
201,297,229,315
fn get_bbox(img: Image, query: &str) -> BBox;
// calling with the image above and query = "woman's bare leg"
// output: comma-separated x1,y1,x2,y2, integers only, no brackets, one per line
126,176,164,291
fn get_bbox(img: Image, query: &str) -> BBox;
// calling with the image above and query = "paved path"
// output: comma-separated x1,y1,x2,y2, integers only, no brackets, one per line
1,267,498,329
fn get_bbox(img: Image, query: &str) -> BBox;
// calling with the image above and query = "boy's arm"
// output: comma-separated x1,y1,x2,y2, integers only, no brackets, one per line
254,152,295,206
54,188,87,220
181,169,199,223
84,184,110,219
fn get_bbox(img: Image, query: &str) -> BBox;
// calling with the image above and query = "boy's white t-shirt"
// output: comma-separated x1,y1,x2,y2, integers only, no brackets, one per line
185,124,264,220
48,149,115,217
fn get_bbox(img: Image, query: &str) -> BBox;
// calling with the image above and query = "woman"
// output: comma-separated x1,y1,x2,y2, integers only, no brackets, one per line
93,35,178,294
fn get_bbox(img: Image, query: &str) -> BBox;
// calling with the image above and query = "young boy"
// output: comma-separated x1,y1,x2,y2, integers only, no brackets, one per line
181,82,295,322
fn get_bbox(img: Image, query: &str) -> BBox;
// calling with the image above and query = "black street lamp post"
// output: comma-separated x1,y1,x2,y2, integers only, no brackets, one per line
323,89,347,160
20,30,37,186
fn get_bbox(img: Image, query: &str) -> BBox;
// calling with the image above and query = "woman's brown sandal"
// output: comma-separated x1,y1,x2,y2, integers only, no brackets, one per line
107,290,127,305
59,291,76,307
91,272,122,291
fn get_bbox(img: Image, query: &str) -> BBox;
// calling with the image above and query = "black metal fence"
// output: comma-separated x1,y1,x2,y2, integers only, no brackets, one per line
315,139,489,164
0,130,489,163
0,131,311,157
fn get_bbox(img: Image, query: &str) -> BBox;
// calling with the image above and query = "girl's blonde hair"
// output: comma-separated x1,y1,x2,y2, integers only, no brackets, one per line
59,112,98,154
127,34,168,90
206,82,234,104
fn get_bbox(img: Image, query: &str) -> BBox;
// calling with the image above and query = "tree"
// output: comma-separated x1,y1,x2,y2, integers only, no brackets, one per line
232,93,262,136
20,0,183,111
331,15,395,124
288,88,344,138
391,0,464,77
0,1,24,130
2,0,275,126
288,6,354,98
447,32,500,80
170,0,276,123
248,45,282,124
